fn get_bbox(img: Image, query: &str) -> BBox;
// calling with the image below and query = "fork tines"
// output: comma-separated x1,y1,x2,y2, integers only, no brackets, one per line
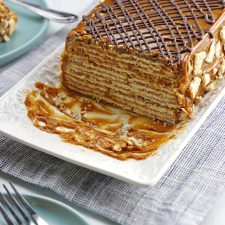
0,182,37,225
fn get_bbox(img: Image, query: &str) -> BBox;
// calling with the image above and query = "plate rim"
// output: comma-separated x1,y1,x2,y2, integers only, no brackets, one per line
0,44,225,186
0,0,49,66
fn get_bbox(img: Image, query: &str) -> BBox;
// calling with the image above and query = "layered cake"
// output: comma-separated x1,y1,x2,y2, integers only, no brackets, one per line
0,0,17,42
61,0,225,124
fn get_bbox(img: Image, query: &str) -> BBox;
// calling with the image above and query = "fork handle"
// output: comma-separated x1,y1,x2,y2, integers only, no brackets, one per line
8,0,79,23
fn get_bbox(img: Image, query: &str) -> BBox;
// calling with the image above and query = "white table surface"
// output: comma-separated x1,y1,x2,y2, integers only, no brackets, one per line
1,0,225,224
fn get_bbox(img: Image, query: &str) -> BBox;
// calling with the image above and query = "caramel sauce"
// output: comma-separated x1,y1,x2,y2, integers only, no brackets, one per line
25,82,184,160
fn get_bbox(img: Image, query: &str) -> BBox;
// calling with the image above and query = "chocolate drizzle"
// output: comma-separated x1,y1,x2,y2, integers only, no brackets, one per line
83,0,225,64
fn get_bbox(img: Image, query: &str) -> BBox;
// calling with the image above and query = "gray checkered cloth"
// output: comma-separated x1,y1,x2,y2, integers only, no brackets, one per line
1,29,225,225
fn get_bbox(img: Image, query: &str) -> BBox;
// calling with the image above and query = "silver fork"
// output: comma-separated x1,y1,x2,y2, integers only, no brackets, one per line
7,0,78,23
0,182,48,225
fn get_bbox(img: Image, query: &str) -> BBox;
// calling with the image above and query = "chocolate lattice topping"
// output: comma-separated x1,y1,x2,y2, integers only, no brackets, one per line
83,0,225,64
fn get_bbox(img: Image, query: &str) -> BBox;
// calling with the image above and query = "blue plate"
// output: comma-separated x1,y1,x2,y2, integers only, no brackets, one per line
0,0,48,66
0,194,90,225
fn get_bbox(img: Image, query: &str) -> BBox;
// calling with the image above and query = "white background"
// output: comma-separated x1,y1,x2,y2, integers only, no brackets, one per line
1,0,225,224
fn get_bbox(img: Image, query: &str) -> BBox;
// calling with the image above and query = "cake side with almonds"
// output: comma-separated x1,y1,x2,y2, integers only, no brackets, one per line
0,0,17,42
61,0,225,124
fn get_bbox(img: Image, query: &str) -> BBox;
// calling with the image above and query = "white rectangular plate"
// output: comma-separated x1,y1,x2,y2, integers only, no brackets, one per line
0,45,225,186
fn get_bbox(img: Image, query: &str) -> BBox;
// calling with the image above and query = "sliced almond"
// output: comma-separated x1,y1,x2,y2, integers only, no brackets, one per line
213,68,218,76
205,41,215,63
189,77,201,100
220,26,225,43
177,93,184,105
179,108,190,121
193,52,206,76
202,73,211,87
8,19,16,35
3,34,9,42
215,41,221,58
187,61,193,75
218,58,225,77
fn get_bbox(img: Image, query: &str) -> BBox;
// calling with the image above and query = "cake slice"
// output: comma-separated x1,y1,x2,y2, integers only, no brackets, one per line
61,0,225,124
0,0,17,42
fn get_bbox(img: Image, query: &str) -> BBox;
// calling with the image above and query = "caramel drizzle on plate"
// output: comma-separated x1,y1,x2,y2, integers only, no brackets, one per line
25,82,184,160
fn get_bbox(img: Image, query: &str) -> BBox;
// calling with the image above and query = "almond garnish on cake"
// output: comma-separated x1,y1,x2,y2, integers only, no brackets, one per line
61,0,225,125
0,0,17,42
